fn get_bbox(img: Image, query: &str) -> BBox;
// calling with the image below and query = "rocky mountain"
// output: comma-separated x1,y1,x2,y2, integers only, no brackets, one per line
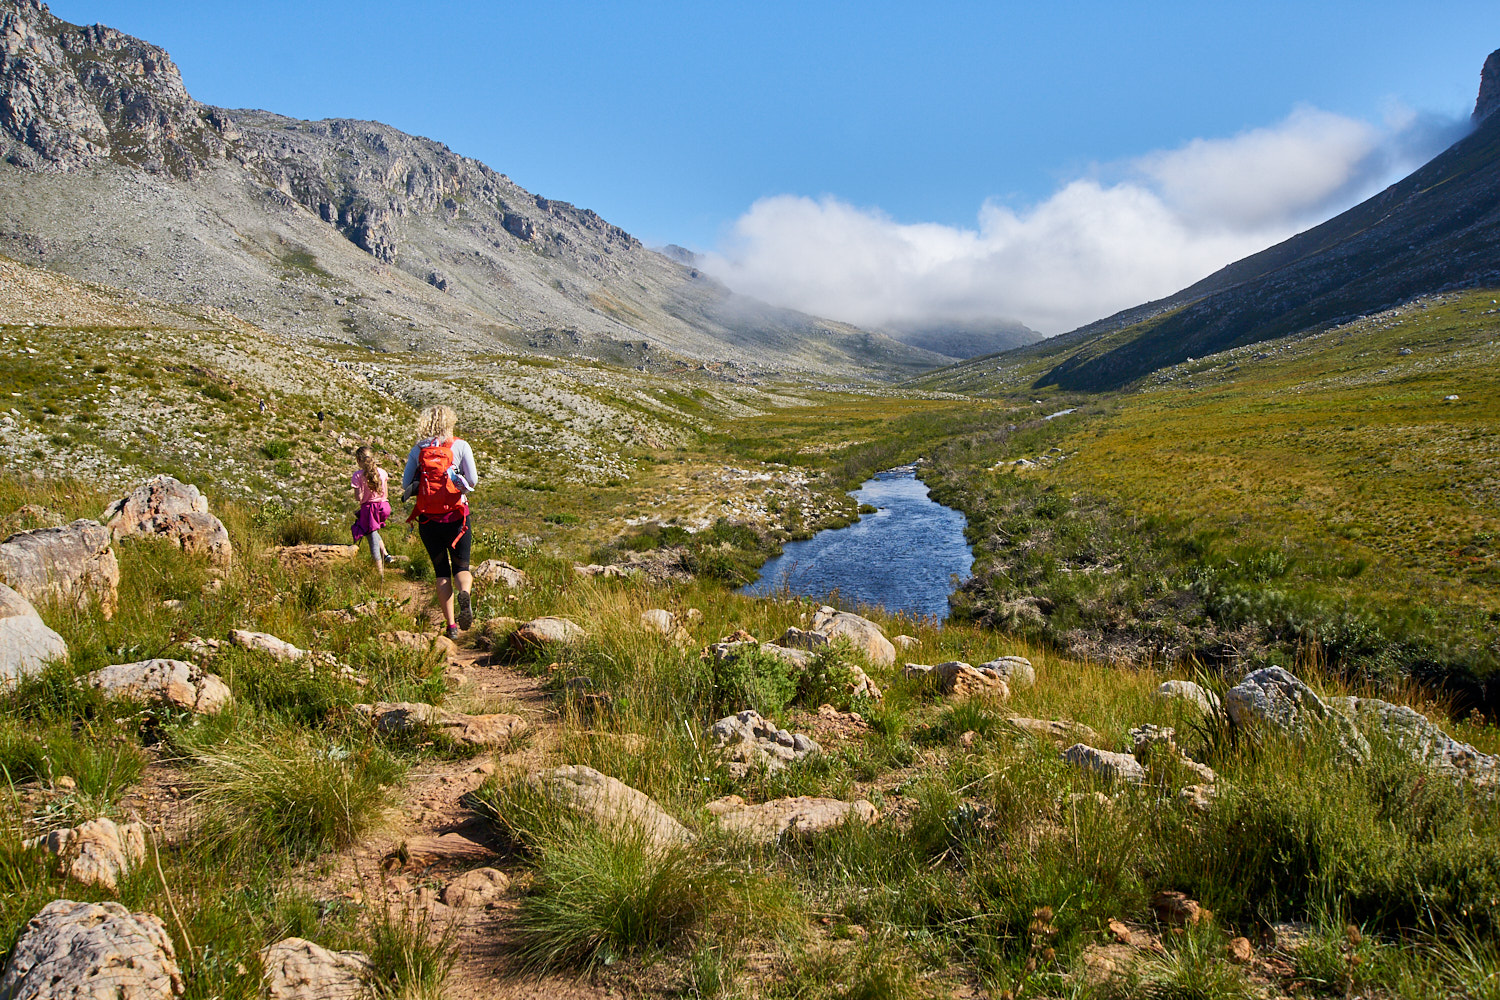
975,48,1500,393
0,0,944,377
883,318,1042,360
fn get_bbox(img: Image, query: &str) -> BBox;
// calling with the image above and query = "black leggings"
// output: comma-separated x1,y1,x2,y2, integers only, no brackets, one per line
417,517,472,578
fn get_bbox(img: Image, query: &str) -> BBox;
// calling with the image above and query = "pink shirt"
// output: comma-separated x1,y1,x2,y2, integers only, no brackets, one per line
352,467,389,504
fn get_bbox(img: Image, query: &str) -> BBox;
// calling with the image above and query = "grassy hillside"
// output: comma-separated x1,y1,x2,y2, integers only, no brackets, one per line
920,288,1500,708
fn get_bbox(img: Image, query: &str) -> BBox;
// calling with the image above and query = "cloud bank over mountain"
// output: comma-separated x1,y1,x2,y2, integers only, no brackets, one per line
703,106,1467,335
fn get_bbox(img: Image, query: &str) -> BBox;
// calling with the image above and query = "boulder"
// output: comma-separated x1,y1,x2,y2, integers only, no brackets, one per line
808,606,895,665
1179,784,1217,813
0,899,183,998
1061,744,1147,784
259,937,370,1000
511,616,586,648
640,609,676,635
102,475,232,564
525,765,693,849
355,702,527,748
1226,667,1369,761
0,519,119,618
905,661,1010,700
273,544,358,569
706,710,821,779
708,795,878,844
1155,680,1221,716
83,659,232,713
978,655,1035,689
1329,696,1498,788
1006,717,1103,746
28,818,148,891
441,867,510,907
472,560,526,588
892,634,919,649
0,582,68,688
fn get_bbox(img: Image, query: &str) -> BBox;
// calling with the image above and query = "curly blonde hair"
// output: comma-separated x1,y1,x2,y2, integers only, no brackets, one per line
416,404,457,442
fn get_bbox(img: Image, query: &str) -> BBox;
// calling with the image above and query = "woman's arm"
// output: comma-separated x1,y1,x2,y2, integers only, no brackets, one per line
450,440,479,491
401,444,421,493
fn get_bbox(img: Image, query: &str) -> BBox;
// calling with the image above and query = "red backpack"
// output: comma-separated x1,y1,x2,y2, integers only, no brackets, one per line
408,439,466,520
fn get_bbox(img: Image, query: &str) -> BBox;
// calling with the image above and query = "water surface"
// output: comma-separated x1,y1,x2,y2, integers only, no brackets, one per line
739,465,973,620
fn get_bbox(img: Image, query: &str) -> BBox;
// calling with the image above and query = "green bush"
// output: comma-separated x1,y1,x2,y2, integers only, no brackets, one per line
261,439,292,460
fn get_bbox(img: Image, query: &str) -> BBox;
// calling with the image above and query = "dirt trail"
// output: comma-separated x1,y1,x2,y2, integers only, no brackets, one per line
311,585,630,999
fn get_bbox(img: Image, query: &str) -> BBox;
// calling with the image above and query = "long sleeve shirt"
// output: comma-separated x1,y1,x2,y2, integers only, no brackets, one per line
402,438,478,498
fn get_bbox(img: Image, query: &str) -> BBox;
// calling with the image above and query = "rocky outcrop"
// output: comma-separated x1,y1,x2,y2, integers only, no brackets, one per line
472,559,526,588
83,658,232,713
1061,744,1147,784
511,616,586,649
0,1,231,177
706,710,820,779
0,581,67,687
102,476,232,564
805,606,896,666
355,702,527,749
0,519,118,617
525,765,693,849
707,795,877,844
259,937,370,1000
1226,667,1369,761
0,899,183,998
1328,696,1497,788
1476,48,1500,122
28,817,148,891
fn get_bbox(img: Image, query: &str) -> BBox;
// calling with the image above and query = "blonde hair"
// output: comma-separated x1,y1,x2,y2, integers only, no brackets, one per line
354,445,381,483
416,404,457,442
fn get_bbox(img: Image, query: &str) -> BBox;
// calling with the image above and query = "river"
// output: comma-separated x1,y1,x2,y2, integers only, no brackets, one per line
738,465,974,620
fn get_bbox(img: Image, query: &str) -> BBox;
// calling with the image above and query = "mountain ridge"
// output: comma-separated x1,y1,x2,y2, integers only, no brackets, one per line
0,0,944,377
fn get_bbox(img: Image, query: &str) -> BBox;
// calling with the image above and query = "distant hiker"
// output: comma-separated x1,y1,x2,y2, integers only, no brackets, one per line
403,404,478,638
350,445,393,576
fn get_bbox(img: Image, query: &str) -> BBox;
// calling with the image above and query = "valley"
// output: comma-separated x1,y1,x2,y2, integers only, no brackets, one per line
2,3,1500,998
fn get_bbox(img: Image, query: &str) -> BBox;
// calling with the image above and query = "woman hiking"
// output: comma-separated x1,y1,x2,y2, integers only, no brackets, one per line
403,405,478,639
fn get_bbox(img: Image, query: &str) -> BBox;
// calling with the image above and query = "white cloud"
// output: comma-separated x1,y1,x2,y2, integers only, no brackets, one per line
702,107,1466,335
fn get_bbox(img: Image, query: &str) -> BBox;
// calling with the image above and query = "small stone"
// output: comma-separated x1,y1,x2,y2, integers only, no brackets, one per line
1061,744,1147,784
1227,936,1253,964
441,867,509,907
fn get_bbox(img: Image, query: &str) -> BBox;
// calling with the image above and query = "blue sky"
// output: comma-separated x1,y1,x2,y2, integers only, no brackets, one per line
53,1,1500,331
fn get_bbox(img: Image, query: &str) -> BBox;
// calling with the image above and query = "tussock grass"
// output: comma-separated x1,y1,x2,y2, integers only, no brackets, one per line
180,722,403,859
366,896,459,1000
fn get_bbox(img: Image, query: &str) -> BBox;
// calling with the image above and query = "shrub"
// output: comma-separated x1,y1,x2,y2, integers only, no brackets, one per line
261,439,292,460
712,645,798,718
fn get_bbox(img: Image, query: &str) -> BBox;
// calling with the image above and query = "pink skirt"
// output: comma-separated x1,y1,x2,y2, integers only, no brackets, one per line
352,499,391,542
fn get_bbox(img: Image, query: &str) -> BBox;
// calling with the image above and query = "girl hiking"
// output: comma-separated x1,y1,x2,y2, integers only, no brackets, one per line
350,445,393,576
403,405,478,639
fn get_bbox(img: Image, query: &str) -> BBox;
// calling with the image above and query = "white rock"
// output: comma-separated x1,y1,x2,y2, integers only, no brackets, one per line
978,655,1035,689
1061,743,1147,784
472,559,526,588
709,795,878,844
230,629,308,661
260,937,370,1000
28,818,148,891
0,899,183,999
0,582,67,688
526,765,693,850
83,659,232,713
1155,680,1221,716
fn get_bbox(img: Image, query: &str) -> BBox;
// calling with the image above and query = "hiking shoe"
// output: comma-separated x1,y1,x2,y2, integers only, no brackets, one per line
382,554,397,565
455,590,473,630
445,624,461,642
